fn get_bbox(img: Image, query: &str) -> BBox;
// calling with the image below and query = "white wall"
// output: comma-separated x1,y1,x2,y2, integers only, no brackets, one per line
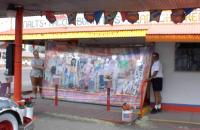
150,43,200,106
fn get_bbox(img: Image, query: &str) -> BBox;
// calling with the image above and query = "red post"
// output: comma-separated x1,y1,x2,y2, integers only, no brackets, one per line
14,7,23,102
54,84,58,106
106,80,112,111
107,87,110,111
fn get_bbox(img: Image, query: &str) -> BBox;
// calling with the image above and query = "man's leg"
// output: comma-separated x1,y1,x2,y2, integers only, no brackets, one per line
151,79,159,113
31,77,37,98
155,91,162,111
155,91,161,104
38,77,43,97
151,90,158,113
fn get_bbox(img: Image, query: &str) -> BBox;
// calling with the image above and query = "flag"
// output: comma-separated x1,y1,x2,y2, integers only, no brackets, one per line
84,12,95,23
171,9,185,16
184,8,194,16
126,11,139,24
150,10,162,22
171,9,185,24
104,11,117,25
94,10,103,24
120,11,128,22
67,12,77,25
45,11,56,24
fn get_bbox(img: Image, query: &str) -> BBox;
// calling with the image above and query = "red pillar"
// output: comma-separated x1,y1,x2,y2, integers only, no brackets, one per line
107,87,110,111
54,85,58,106
14,7,23,102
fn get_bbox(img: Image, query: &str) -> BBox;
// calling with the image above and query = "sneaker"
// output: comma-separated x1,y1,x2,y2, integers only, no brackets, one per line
151,108,158,114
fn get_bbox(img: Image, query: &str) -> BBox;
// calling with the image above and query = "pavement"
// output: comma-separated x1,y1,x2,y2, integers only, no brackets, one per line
32,98,137,124
30,97,200,128
149,110,200,125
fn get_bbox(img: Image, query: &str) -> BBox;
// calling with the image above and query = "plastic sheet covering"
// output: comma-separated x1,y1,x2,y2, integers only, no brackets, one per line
43,41,152,107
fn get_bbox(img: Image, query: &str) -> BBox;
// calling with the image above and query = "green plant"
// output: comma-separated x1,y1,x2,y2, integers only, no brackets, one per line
25,97,33,107
18,102,25,109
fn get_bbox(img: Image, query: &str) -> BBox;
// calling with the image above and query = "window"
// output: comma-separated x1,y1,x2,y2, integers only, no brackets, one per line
175,43,200,71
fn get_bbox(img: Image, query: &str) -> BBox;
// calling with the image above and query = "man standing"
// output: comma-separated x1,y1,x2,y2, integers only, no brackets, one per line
30,49,45,98
148,52,163,114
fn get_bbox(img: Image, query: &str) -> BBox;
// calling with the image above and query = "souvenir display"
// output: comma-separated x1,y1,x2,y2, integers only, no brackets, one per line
43,41,152,106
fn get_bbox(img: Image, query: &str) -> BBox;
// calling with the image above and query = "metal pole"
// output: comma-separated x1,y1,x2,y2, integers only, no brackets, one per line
107,87,110,111
54,84,58,106
14,6,23,102
106,80,112,111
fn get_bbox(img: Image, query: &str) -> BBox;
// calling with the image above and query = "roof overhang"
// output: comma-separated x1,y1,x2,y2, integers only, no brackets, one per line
146,23,200,42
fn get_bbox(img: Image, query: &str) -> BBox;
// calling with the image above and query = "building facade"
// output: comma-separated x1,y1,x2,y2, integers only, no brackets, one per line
0,9,200,112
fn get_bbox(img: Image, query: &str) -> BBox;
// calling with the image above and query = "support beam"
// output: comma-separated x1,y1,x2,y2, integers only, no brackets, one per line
14,7,23,102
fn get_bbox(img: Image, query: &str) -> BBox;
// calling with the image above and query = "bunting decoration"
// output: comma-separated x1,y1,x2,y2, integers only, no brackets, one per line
171,9,185,24
184,8,194,16
43,9,195,26
126,11,139,24
67,12,77,25
171,8,195,24
150,10,162,22
84,12,95,23
44,11,57,24
94,10,103,24
104,11,117,25
120,11,128,22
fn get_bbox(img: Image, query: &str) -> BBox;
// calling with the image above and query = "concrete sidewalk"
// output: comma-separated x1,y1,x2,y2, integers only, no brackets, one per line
33,98,138,124
32,98,200,126
148,110,200,125
28,98,200,127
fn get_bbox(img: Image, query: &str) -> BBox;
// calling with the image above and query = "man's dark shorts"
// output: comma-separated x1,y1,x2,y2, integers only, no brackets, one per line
152,78,163,91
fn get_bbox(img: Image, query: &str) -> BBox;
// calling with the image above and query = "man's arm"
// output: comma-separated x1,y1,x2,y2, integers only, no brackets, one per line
31,60,44,70
148,71,158,81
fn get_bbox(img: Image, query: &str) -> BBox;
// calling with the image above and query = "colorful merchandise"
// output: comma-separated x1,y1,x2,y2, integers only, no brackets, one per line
43,41,152,107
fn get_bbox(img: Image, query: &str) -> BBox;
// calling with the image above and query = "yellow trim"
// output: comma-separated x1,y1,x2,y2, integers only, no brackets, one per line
0,30,147,40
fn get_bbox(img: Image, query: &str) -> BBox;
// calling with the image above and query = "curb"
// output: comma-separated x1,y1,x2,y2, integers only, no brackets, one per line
43,112,118,126
149,118,200,125
41,112,137,126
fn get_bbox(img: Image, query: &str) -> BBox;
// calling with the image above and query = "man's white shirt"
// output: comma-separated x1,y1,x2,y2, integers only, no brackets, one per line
151,60,163,78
